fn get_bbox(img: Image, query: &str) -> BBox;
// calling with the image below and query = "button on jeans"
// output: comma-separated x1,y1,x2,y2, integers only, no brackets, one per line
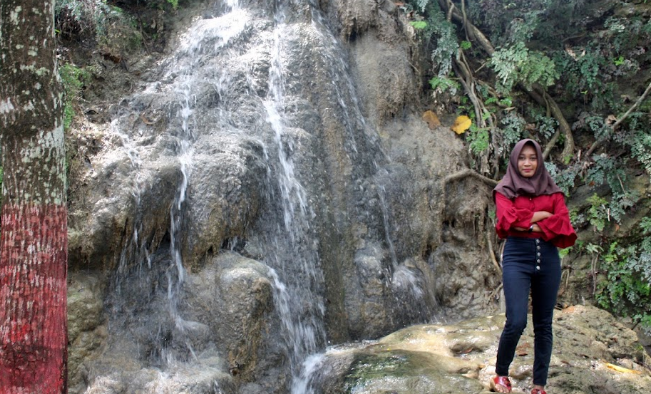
495,236,561,386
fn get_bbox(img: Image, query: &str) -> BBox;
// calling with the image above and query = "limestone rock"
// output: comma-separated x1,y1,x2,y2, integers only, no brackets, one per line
309,305,651,394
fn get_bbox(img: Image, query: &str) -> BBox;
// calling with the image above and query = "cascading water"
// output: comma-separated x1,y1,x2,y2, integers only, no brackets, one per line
80,0,436,393
102,0,252,383
258,8,327,394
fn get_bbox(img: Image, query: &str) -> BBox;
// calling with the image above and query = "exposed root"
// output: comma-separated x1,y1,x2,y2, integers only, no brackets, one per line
486,232,501,274
586,79,651,157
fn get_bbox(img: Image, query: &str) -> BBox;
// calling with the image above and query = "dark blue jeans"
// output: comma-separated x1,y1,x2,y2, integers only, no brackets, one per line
496,236,561,386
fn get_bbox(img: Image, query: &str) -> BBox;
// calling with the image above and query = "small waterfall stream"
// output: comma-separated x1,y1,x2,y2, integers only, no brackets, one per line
105,0,252,376
258,7,326,393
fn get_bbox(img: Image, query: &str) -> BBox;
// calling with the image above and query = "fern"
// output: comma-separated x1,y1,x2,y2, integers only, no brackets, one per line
500,113,526,147
490,42,559,94
414,0,430,12
596,238,651,335
429,76,459,94
467,126,490,155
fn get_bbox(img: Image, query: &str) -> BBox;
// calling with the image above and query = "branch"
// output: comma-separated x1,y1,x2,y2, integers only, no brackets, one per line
486,232,502,274
439,2,575,161
538,90,561,160
438,168,498,243
526,85,575,160
439,0,494,55
454,50,500,176
461,0,470,42
585,79,651,157
441,168,499,187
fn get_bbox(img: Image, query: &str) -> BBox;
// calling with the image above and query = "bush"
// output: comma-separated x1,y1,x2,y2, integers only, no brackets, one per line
56,0,143,54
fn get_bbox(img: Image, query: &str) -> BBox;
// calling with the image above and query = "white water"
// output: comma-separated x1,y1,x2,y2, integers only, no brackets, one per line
108,0,250,373
261,10,326,393
96,0,421,392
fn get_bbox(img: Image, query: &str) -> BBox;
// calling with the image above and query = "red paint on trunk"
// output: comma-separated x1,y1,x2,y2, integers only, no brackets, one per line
0,203,67,394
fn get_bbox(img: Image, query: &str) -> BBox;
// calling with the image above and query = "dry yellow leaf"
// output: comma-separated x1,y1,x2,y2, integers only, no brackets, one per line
605,363,642,374
451,115,471,134
422,110,441,129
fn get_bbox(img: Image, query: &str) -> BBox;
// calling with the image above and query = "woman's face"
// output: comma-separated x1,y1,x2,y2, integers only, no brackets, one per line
517,144,538,177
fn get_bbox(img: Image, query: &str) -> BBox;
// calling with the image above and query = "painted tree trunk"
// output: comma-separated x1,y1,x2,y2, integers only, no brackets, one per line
0,1,68,393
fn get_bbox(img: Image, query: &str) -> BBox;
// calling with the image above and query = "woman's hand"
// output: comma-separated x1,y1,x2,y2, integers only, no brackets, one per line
531,211,552,223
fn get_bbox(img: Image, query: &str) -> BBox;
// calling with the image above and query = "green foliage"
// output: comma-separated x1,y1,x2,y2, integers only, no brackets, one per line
558,246,571,259
429,15,459,77
547,162,580,197
414,0,430,12
466,125,490,155
56,0,143,54
499,112,525,148
531,111,558,140
595,237,651,334
617,113,651,176
167,0,179,9
585,155,636,223
410,21,428,30
460,41,472,50
428,76,460,94
586,194,608,232
490,42,559,94
407,1,459,78
59,64,91,130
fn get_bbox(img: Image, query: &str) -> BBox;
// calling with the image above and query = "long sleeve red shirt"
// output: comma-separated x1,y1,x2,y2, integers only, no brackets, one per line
495,191,577,249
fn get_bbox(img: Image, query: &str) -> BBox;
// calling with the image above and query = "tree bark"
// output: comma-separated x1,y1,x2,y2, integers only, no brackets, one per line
0,1,68,393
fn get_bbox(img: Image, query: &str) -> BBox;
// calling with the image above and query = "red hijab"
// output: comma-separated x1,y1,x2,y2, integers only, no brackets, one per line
494,139,562,199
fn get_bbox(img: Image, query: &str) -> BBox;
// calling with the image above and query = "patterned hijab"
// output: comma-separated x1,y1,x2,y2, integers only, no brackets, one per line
494,139,562,199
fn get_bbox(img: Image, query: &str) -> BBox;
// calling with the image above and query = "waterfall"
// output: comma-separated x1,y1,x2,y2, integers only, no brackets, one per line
259,8,327,394
104,0,251,375
81,0,427,392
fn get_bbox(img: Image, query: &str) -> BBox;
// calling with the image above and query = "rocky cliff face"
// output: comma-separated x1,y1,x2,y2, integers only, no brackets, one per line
64,1,648,393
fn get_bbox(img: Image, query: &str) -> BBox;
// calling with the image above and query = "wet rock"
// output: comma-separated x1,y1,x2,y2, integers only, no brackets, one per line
67,273,108,394
309,305,651,394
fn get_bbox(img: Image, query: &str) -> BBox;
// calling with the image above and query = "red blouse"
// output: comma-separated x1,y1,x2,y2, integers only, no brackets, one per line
495,191,577,249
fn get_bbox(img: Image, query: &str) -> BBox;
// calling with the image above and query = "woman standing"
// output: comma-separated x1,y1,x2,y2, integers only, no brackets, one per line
490,139,577,394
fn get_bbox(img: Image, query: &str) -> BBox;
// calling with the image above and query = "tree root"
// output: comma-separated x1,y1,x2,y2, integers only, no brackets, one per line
438,0,575,161
586,79,651,157
526,85,575,161
441,168,499,188
438,168,498,243
488,283,503,304
486,232,501,274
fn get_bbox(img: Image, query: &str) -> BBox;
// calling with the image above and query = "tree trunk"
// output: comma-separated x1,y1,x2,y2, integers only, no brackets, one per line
0,1,68,393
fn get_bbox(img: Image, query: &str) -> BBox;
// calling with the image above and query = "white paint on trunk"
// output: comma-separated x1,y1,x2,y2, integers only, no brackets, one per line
23,101,34,111
10,7,22,24
0,98,15,114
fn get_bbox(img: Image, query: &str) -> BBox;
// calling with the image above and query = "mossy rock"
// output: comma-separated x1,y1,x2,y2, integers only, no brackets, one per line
343,349,483,394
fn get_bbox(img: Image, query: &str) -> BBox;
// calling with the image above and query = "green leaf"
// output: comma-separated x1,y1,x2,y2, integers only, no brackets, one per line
410,21,428,30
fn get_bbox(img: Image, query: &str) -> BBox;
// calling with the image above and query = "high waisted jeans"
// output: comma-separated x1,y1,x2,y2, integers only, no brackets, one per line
496,236,561,386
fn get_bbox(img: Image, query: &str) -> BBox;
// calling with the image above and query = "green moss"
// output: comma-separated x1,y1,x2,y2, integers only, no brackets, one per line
59,64,91,130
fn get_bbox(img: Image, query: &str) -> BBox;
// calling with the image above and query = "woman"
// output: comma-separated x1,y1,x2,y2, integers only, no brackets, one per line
490,139,576,394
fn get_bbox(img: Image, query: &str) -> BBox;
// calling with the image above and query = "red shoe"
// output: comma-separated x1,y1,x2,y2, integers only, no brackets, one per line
531,389,546,394
490,376,512,393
